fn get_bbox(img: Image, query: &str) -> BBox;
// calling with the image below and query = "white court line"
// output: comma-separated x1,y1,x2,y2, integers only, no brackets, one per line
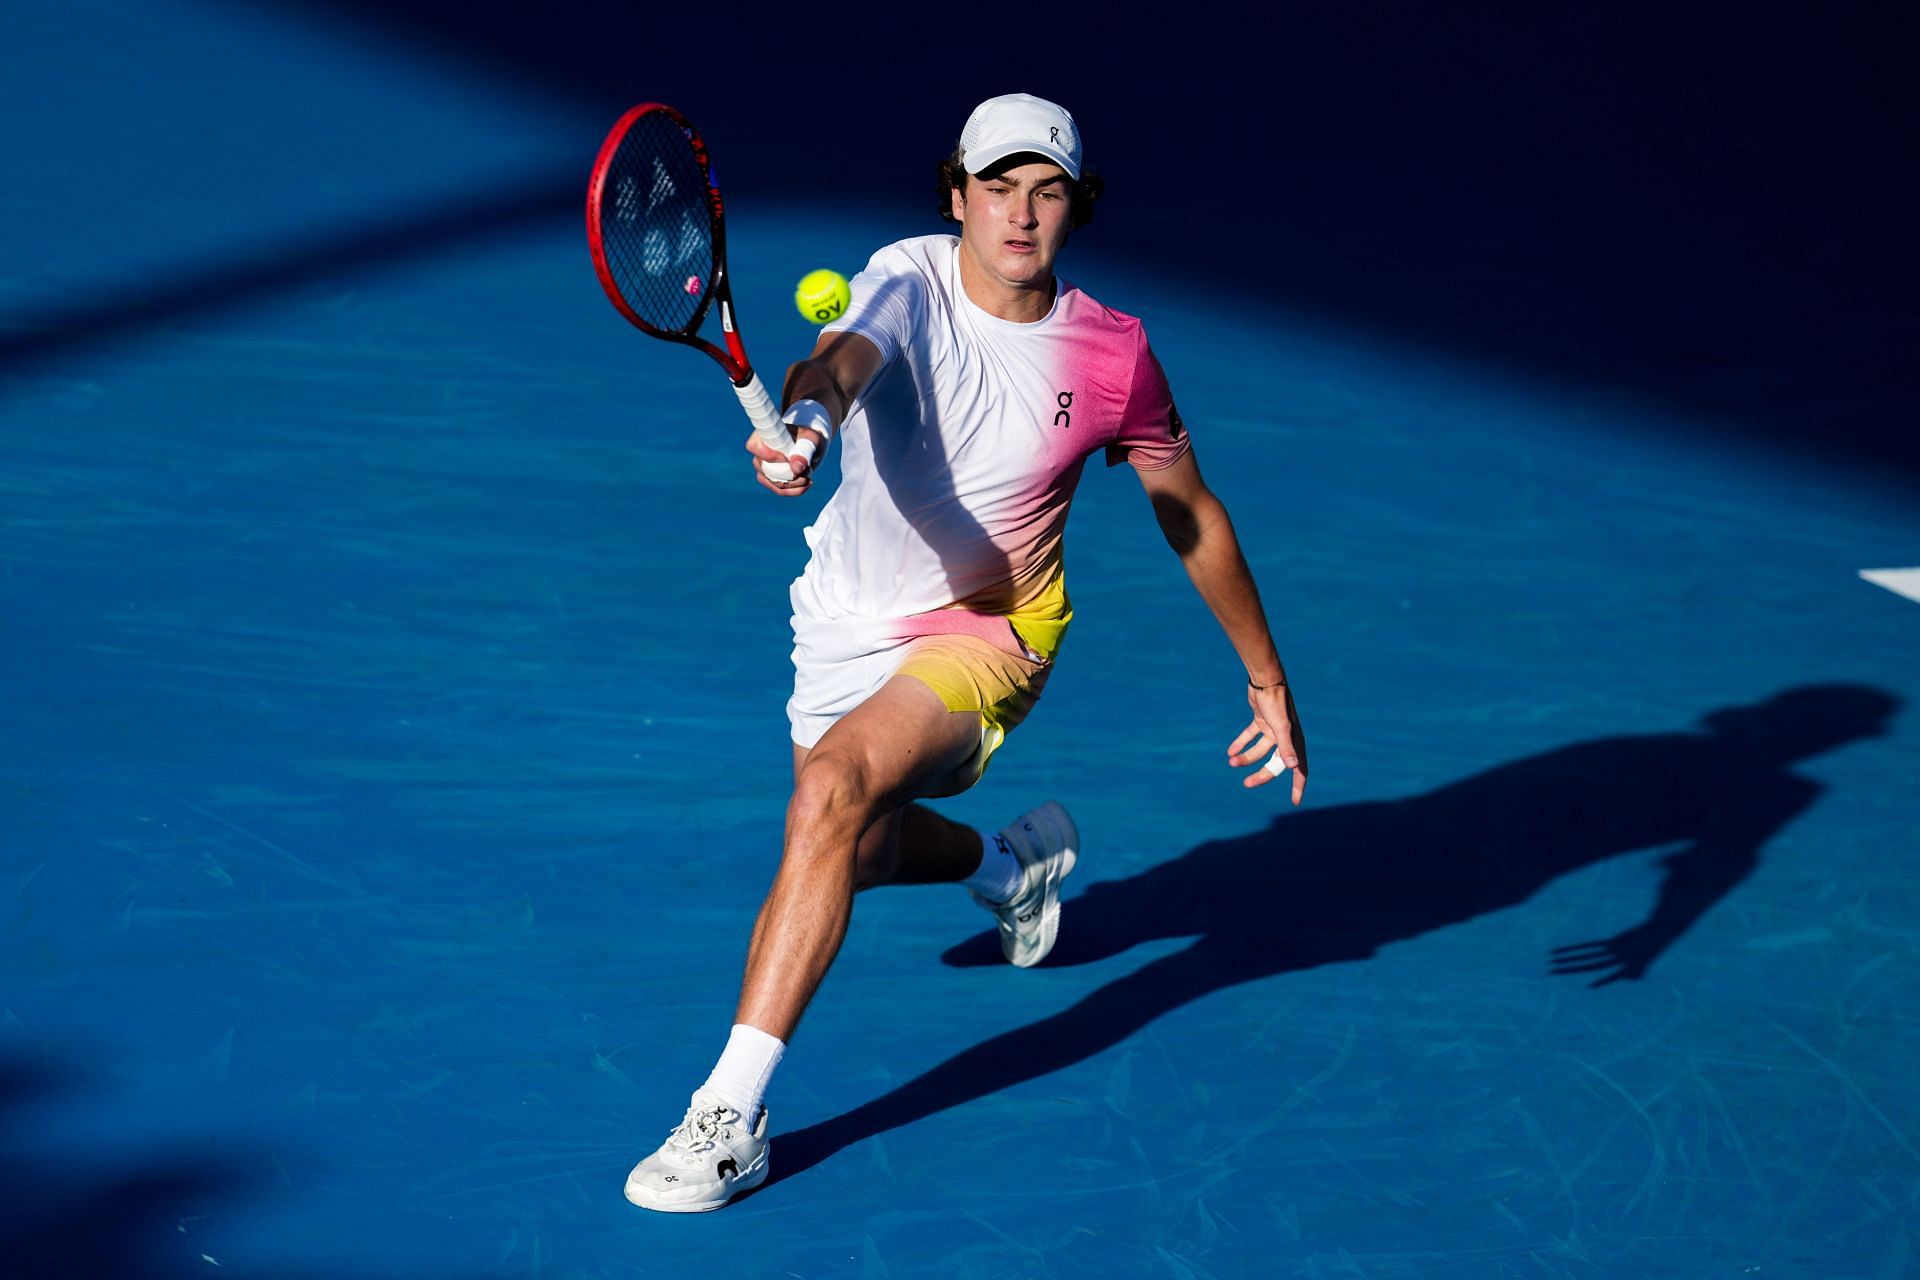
1860,567,1920,604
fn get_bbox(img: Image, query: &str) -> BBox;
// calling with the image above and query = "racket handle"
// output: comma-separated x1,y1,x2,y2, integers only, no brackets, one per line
734,373,811,484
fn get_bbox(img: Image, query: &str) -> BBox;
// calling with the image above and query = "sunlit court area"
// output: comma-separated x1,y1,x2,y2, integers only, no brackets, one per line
4,4,1915,1277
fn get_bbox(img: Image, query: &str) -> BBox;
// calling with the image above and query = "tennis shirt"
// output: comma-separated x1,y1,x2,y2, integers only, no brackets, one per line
786,234,1189,745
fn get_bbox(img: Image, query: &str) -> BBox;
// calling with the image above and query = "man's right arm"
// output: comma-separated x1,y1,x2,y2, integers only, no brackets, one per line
747,329,885,496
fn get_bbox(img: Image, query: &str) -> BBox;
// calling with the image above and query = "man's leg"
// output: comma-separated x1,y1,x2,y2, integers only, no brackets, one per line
735,675,986,1040
623,675,985,1214
793,742,986,892
626,658,1078,1212
864,805,986,886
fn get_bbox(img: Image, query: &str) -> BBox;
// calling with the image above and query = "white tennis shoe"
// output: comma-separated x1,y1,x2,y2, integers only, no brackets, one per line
623,1089,769,1213
973,801,1079,968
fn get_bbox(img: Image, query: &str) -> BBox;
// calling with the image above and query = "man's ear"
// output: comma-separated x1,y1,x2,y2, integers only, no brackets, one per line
949,182,966,223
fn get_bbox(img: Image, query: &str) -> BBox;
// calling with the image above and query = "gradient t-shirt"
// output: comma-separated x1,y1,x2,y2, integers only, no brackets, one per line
792,234,1189,667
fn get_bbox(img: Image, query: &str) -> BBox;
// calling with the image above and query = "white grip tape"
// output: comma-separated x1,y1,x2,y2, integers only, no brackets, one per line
1264,752,1291,777
735,373,799,482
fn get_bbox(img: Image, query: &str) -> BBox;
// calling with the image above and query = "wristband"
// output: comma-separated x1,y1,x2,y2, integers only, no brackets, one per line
781,399,835,442
1248,677,1287,692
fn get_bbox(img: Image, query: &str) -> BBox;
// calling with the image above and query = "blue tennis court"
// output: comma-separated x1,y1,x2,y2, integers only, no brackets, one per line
4,4,1915,1277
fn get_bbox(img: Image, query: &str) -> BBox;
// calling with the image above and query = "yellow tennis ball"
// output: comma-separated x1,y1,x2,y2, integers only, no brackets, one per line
795,268,851,325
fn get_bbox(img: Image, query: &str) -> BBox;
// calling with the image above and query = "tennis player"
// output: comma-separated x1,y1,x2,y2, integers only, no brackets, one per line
625,92,1308,1212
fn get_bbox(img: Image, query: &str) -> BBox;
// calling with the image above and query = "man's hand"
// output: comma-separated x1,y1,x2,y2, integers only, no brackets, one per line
1228,680,1308,804
750,330,880,496
746,428,825,496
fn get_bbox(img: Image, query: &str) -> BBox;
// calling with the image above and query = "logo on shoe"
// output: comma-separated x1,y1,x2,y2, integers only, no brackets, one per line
1017,910,1036,922
716,1159,739,1179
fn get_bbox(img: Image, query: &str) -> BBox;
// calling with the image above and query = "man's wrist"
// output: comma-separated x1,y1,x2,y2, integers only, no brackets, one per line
1247,672,1287,691
781,398,835,440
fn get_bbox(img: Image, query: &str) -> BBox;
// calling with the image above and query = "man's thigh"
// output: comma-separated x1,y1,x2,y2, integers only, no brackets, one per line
800,675,985,811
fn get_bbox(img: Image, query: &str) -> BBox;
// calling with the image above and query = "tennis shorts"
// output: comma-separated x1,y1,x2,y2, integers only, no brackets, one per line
787,625,1051,781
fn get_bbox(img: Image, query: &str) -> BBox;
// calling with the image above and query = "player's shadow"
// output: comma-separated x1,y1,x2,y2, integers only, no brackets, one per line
766,683,1897,1185
0,1054,259,1279
0,1051,409,1280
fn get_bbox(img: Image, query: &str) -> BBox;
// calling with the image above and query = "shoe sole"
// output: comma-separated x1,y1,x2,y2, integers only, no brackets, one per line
1011,801,1078,968
623,1149,769,1213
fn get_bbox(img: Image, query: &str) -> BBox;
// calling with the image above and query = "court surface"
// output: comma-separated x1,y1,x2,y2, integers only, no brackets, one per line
3,5,1916,1278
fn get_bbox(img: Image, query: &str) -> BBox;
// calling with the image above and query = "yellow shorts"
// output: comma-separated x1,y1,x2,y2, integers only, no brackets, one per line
786,623,1052,787
894,633,1051,777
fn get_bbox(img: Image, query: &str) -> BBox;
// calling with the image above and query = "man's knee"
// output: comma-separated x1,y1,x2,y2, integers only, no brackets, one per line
787,749,876,847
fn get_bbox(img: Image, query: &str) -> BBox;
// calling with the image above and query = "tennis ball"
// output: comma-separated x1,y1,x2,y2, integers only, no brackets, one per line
795,268,851,325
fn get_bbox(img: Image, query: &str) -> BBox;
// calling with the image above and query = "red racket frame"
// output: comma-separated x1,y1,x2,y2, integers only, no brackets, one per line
586,102,756,386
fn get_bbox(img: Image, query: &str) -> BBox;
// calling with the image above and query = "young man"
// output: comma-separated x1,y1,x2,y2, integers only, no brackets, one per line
624,93,1308,1212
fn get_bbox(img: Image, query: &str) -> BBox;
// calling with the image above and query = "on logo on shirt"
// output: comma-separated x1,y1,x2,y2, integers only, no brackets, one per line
1053,390,1074,429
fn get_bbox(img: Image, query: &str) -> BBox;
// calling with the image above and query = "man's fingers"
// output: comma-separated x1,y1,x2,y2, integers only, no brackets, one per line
1234,689,1307,803
744,435,813,494
751,461,811,495
1237,747,1305,801
1227,731,1273,767
743,436,813,472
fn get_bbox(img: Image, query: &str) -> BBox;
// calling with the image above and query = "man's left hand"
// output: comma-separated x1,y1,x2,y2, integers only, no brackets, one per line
1228,681,1308,805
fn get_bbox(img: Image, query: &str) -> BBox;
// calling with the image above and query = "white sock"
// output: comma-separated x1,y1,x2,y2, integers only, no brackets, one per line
964,826,1024,903
700,1024,784,1125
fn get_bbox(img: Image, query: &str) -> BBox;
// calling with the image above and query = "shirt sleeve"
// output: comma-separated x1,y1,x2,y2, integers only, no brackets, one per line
821,245,925,368
1105,331,1192,472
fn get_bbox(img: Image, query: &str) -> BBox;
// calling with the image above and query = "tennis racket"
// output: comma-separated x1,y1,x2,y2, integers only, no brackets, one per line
586,102,802,482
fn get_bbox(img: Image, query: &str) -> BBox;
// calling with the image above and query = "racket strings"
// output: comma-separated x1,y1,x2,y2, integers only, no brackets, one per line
598,113,719,334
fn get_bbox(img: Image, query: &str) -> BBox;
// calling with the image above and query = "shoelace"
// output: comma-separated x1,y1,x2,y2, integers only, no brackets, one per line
666,1104,736,1153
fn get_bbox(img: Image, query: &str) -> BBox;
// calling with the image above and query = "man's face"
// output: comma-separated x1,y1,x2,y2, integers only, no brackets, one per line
950,159,1073,292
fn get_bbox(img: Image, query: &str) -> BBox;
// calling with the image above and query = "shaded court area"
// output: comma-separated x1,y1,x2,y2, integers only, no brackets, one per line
3,2,1917,1277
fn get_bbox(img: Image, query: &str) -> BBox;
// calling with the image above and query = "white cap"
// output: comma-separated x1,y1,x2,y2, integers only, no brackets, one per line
959,93,1082,181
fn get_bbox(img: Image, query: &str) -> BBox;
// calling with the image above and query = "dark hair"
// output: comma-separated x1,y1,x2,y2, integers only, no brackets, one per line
936,147,1103,230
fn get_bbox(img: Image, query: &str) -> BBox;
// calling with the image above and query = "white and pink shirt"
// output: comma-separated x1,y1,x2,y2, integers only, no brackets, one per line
791,234,1189,676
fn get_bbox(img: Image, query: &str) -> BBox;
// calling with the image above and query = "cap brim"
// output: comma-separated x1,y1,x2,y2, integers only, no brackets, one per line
962,142,1081,181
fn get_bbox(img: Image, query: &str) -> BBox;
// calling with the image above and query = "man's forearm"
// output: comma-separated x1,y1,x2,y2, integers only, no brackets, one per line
1172,492,1285,685
782,358,853,423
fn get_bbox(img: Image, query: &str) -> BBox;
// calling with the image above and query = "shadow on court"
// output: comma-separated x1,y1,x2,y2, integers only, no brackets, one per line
0,179,576,374
0,1054,362,1280
0,1056,235,1279
765,683,1897,1187
277,2,1916,479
